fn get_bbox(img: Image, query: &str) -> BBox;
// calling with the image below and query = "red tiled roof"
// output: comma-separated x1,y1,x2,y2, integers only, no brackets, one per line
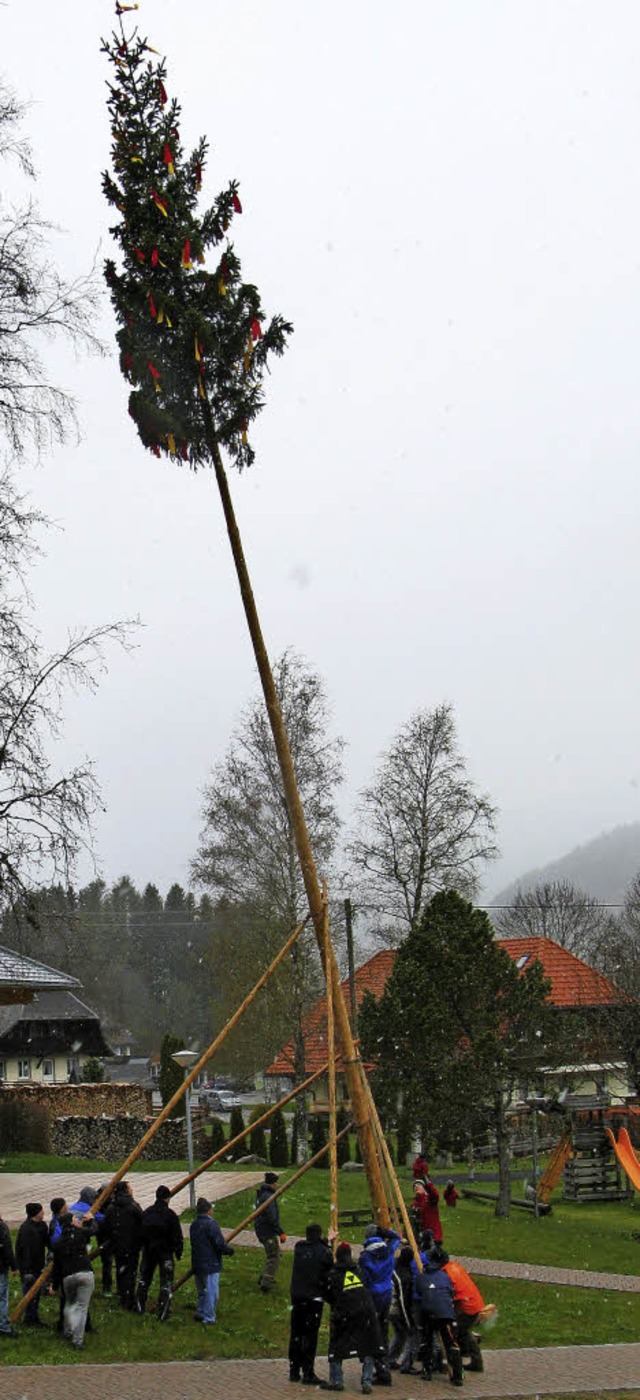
264,937,623,1077
496,936,622,1008
264,950,396,1077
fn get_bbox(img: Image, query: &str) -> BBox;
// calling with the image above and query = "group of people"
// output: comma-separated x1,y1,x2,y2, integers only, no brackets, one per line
280,1159,487,1393
0,1180,234,1349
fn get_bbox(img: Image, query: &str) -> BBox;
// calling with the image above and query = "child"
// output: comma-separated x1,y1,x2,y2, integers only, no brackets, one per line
444,1180,459,1208
412,1245,462,1386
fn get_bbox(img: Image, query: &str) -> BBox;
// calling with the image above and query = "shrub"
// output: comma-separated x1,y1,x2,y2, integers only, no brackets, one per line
269,1108,289,1167
82,1056,105,1083
396,1106,412,1167
250,1120,267,1159
310,1115,328,1166
228,1105,245,1157
159,1032,186,1116
208,1115,226,1155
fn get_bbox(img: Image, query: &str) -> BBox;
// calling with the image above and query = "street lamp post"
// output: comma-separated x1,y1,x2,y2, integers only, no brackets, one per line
171,1049,199,1210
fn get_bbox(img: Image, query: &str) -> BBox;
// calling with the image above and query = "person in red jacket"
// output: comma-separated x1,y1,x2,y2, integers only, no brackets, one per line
410,1179,443,1244
443,1180,459,1208
412,1152,429,1181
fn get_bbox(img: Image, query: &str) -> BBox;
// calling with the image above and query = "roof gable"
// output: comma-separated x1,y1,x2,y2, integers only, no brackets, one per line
0,945,79,991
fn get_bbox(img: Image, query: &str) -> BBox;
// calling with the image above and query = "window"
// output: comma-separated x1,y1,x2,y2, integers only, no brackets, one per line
0,1061,5,1082
42,1058,54,1079
516,953,530,970
18,1059,31,1080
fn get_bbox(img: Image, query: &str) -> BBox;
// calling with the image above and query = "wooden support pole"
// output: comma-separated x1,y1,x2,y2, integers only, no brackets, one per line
11,916,308,1324
169,1056,341,1197
203,411,389,1228
173,1122,352,1294
360,1067,422,1270
322,886,339,1252
344,897,357,1034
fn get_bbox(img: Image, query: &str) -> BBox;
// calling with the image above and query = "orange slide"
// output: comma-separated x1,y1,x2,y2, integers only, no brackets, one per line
605,1126,640,1191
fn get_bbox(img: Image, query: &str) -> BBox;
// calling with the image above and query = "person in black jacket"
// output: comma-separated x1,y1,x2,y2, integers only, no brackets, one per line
254,1171,285,1292
288,1223,335,1385
135,1185,183,1321
0,1211,18,1339
389,1244,416,1374
15,1203,48,1327
326,1243,384,1394
103,1181,143,1311
51,1211,97,1350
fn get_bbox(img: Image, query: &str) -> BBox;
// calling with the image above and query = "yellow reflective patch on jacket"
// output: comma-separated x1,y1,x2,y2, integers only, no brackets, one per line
343,1271,363,1291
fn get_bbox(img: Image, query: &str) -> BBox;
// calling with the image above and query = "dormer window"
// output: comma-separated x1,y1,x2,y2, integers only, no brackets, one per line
516,953,530,970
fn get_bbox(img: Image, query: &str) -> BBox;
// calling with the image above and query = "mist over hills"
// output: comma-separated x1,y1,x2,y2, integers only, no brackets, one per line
491,821,640,910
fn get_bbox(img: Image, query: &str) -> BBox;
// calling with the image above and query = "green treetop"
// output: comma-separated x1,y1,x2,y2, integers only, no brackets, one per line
101,3,291,469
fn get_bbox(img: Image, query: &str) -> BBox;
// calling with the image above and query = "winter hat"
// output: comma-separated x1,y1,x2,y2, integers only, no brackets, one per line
306,1223,322,1242
26,1202,43,1218
155,1185,171,1202
398,1244,414,1268
336,1242,352,1264
196,1197,213,1214
50,1197,66,1216
363,1224,379,1240
264,1171,279,1185
419,1229,434,1251
79,1187,97,1205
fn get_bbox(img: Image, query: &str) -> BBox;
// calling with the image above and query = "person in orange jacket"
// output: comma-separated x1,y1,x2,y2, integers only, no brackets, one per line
441,1254,485,1373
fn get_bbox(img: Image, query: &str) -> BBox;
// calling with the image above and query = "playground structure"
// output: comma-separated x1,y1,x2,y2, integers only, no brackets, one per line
606,1126,640,1192
537,1114,638,1205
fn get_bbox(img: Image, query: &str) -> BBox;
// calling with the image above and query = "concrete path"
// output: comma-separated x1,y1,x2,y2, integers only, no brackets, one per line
0,1346,638,1399
0,1170,262,1225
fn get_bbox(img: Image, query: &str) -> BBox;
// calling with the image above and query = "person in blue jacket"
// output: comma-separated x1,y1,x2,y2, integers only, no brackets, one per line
189,1196,235,1324
357,1224,400,1384
411,1242,462,1386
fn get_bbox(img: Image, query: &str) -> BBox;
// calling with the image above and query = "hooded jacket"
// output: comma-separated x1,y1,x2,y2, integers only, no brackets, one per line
51,1218,95,1285
15,1217,48,1277
357,1227,400,1298
410,1182,443,1243
290,1235,333,1301
254,1183,282,1242
443,1259,485,1316
103,1185,143,1256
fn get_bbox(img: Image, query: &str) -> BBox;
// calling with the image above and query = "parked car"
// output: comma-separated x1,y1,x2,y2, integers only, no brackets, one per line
199,1089,241,1113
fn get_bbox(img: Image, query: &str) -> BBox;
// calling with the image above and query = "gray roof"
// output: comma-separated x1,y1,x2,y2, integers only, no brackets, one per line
0,946,79,990
0,989,101,1038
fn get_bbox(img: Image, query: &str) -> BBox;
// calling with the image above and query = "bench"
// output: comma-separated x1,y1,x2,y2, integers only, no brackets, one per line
337,1206,375,1229
461,1187,552,1216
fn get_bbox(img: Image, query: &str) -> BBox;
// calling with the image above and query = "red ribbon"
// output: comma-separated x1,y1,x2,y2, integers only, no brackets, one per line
232,192,242,213
251,318,262,340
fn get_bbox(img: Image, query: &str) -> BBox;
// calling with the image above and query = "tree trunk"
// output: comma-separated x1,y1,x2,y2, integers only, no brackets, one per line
494,1094,511,1217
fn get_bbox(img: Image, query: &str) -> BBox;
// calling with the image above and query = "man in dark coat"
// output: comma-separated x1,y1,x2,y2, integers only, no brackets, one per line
135,1185,183,1321
103,1181,143,1311
15,1203,48,1327
189,1196,234,1324
288,1222,334,1384
254,1171,285,1292
51,1211,96,1350
326,1242,384,1394
412,1249,462,1386
0,1210,18,1339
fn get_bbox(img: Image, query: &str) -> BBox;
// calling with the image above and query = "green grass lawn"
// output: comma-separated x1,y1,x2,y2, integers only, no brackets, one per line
3,1244,638,1366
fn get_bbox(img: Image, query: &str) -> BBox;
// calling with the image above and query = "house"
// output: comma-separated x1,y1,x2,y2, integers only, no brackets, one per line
0,944,80,1006
0,988,112,1085
264,938,632,1110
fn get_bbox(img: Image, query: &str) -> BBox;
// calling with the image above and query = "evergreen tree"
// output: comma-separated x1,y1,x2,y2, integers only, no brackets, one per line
102,12,291,468
208,1115,226,1156
310,1115,328,1167
228,1105,245,1157
159,1031,186,1116
269,1108,289,1168
336,1106,351,1167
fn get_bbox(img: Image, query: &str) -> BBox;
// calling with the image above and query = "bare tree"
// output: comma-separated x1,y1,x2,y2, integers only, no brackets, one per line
0,78,103,456
192,650,344,1157
348,703,498,943
493,880,617,961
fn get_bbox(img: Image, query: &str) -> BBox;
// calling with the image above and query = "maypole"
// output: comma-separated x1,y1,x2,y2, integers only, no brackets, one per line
101,3,388,1223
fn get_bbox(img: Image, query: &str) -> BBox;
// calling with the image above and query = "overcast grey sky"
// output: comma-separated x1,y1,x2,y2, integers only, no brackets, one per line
3,0,640,897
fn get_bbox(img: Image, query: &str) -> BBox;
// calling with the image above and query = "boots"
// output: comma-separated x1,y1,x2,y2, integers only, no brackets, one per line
449,1346,463,1387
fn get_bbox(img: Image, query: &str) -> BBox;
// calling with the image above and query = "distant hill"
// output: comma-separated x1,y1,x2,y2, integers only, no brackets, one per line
491,822,640,909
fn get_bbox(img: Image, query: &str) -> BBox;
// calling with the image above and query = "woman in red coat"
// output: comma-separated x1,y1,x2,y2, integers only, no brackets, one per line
411,1178,443,1244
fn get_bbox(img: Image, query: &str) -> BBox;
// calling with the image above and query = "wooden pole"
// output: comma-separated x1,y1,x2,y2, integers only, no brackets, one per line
169,1056,341,1197
361,1069,422,1270
11,916,308,1323
344,897,358,1033
202,406,389,1227
173,1122,352,1294
322,886,339,1252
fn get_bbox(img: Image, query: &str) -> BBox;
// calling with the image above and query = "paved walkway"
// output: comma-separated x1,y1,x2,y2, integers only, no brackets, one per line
0,1347,638,1399
0,1171,262,1225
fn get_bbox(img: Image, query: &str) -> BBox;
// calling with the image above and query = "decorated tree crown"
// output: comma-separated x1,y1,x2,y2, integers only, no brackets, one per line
102,2,292,468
